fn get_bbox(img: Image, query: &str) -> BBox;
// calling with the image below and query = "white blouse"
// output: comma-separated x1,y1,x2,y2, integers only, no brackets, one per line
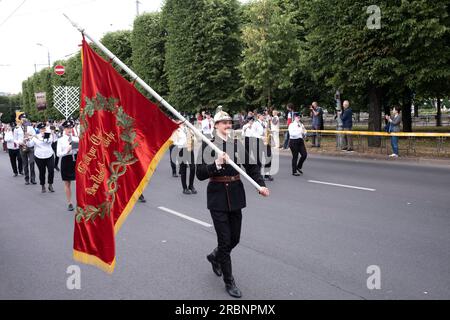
30,134,54,159
288,121,307,139
57,134,80,158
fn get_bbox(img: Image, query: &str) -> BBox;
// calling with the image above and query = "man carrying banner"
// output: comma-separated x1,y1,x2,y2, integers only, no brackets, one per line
197,107,270,298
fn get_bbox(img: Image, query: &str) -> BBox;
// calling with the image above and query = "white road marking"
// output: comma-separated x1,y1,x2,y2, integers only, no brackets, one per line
158,206,213,228
307,180,376,192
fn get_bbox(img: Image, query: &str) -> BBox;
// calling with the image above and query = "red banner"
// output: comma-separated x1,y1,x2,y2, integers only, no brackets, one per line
73,40,178,273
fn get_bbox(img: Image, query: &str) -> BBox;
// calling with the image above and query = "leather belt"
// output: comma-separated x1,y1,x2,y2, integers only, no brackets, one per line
210,175,240,183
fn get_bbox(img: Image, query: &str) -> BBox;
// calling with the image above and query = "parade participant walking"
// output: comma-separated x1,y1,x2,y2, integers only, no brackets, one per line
4,123,23,177
14,113,37,185
271,110,280,148
282,103,295,149
201,111,214,139
289,113,308,176
57,120,79,211
176,123,197,194
49,120,61,171
30,123,55,193
197,106,270,298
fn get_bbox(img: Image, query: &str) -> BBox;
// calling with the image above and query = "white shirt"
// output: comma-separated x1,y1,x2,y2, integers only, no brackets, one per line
14,125,36,148
57,133,80,158
253,120,265,139
271,116,280,132
29,134,54,159
4,130,19,150
201,118,213,136
288,121,307,139
242,122,255,138
172,127,187,148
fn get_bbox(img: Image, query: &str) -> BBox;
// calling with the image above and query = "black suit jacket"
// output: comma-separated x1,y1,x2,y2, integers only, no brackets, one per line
196,135,266,212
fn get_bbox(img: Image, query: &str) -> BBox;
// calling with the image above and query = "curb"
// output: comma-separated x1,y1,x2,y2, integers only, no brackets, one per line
276,148,450,167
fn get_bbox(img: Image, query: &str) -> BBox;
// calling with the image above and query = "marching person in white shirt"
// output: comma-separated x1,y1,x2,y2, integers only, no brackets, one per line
288,113,308,176
29,123,55,193
201,112,214,138
271,110,280,148
14,113,37,185
57,120,79,211
4,122,23,177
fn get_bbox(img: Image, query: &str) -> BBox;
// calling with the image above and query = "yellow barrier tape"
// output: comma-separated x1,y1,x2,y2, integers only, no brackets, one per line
278,129,450,137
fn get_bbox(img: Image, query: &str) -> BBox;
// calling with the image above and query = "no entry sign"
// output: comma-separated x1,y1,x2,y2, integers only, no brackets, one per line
54,65,65,76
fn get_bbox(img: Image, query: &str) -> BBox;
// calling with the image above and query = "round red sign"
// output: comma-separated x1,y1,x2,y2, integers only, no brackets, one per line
54,65,65,76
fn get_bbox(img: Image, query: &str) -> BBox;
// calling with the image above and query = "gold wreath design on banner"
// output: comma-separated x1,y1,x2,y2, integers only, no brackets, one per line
76,93,139,223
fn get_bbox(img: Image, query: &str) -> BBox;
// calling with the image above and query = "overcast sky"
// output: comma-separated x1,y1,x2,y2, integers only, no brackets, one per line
0,0,166,94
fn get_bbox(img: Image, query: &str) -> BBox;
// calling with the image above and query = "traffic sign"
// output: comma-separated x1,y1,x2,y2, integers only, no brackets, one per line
54,65,65,76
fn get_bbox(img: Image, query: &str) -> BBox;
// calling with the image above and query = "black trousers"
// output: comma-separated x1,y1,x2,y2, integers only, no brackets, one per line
51,142,59,168
290,138,307,173
35,155,55,186
179,149,195,189
169,144,177,174
8,149,23,174
210,209,242,283
20,148,35,183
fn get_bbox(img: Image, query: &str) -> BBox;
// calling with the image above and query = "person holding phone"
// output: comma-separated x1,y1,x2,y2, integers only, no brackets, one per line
30,123,55,193
57,120,79,211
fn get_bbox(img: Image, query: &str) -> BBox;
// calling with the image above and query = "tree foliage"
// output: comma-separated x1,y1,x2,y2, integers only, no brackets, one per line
163,0,242,111
131,12,168,98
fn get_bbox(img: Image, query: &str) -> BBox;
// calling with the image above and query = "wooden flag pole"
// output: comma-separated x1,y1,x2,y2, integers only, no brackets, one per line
63,13,263,192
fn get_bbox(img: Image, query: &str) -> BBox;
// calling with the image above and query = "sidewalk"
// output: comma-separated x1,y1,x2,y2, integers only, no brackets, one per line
277,146,450,167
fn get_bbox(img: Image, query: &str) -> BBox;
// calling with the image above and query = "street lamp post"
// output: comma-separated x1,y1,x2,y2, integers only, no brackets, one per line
36,43,51,68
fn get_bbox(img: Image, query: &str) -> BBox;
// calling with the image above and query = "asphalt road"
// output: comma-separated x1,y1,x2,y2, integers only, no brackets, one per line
0,149,449,300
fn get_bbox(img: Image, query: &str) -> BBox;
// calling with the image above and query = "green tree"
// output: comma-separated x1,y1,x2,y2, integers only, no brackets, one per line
304,0,450,146
239,0,301,108
100,30,133,79
131,12,168,99
163,0,242,112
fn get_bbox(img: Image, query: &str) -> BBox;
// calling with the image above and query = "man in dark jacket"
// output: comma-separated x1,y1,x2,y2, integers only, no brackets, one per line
311,102,324,147
340,100,353,151
197,107,270,298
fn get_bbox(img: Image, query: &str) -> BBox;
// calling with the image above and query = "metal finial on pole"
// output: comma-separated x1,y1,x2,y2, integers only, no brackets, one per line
62,13,264,192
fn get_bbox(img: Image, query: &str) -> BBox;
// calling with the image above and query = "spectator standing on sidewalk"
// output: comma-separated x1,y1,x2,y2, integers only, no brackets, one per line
340,100,354,152
310,102,324,148
385,106,402,158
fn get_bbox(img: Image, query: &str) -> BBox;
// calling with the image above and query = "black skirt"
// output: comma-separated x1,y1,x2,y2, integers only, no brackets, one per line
61,154,77,181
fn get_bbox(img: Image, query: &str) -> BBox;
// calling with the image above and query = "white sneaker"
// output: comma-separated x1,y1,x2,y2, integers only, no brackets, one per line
389,153,398,158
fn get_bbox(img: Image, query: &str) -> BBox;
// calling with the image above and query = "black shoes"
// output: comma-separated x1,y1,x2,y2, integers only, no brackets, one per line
55,167,60,172
189,187,197,194
41,185,46,193
13,173,18,177
138,195,146,203
292,172,300,176
48,184,55,193
207,251,222,277
25,181,30,185
31,181,37,185
172,173,179,178
225,280,242,298
264,175,274,181
68,204,74,211
183,187,198,195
